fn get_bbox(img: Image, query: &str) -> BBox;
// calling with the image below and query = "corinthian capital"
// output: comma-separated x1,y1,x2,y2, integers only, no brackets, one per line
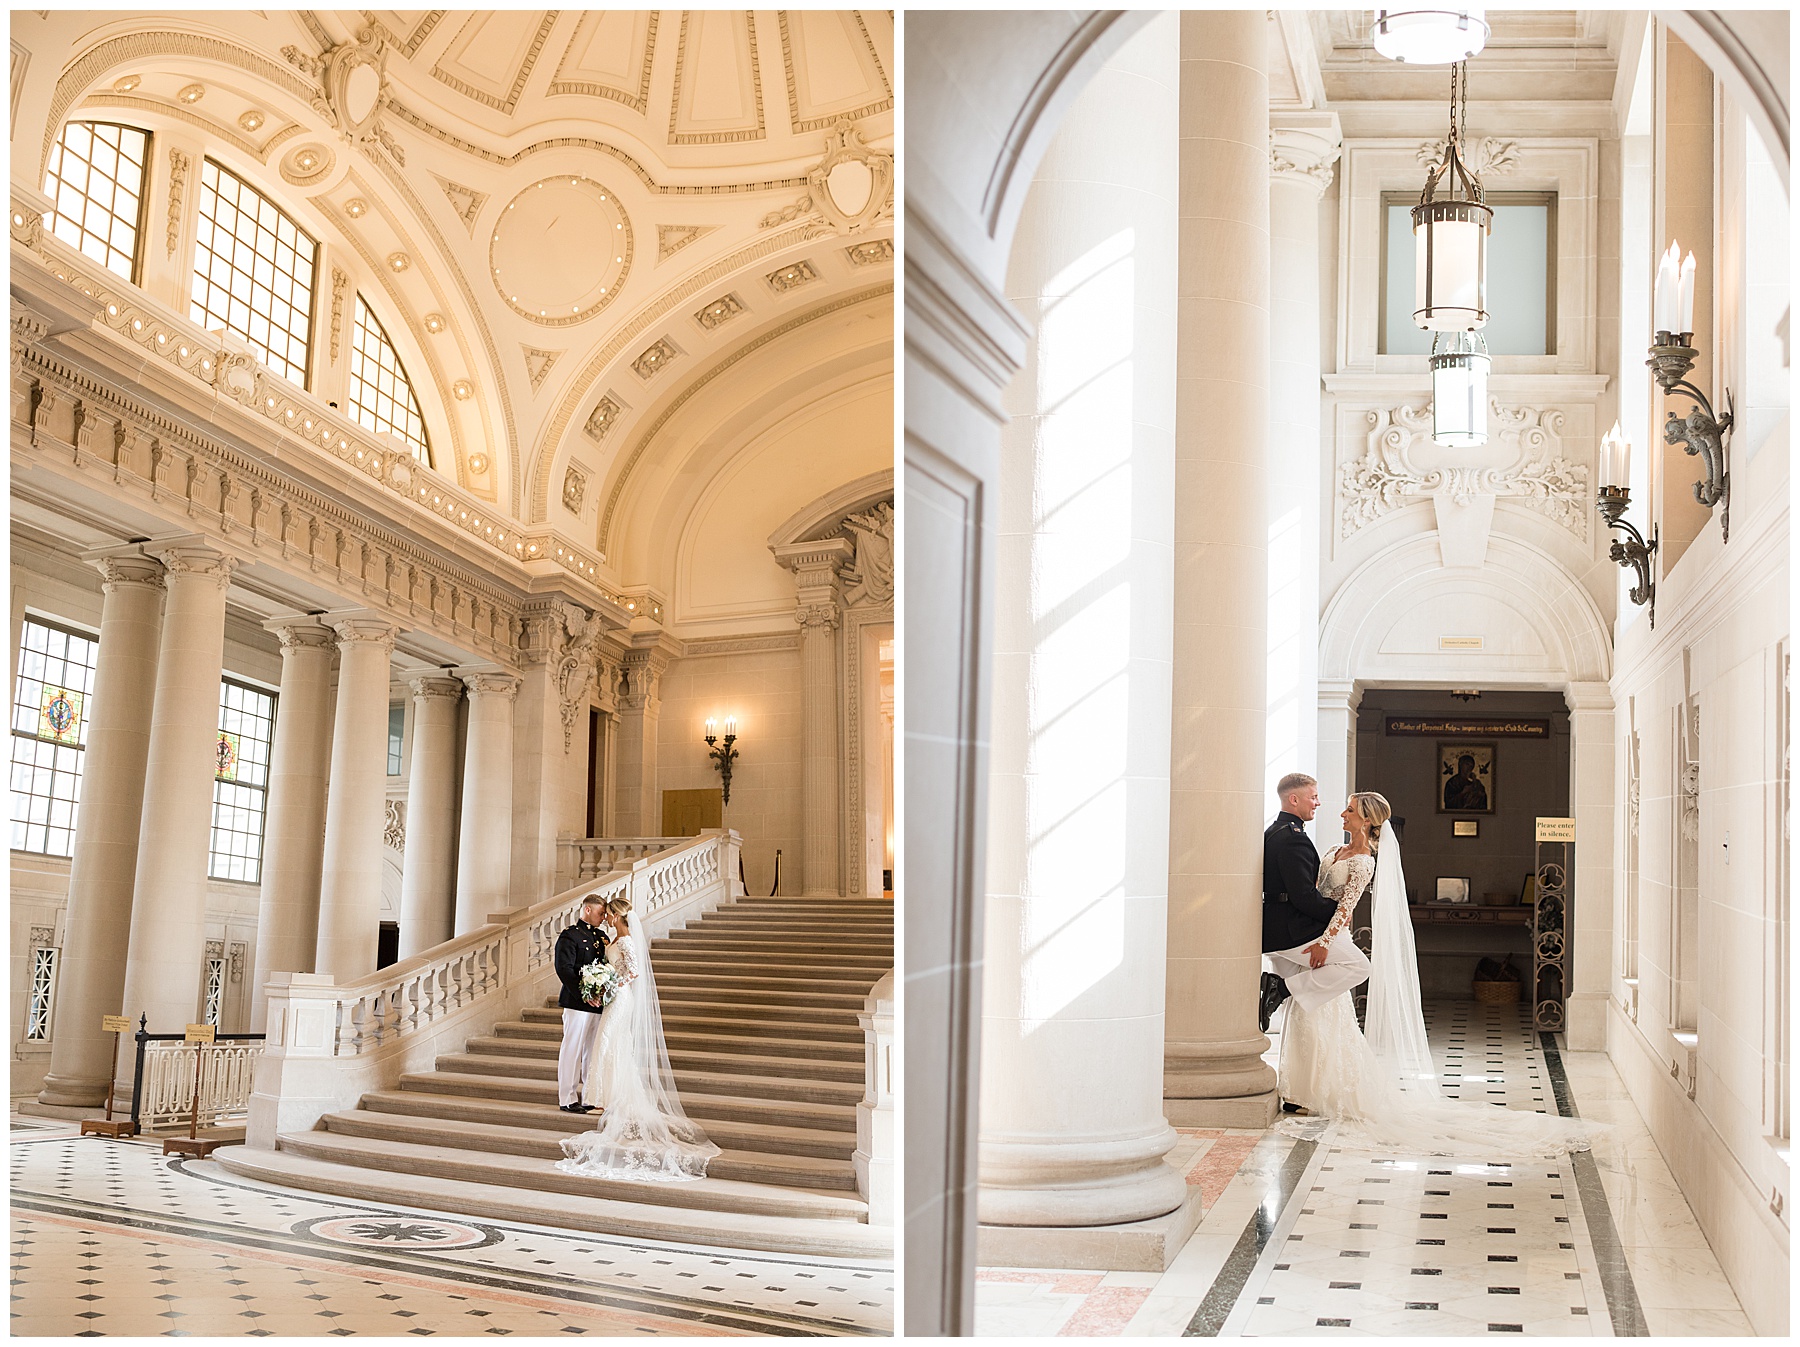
1269,112,1343,198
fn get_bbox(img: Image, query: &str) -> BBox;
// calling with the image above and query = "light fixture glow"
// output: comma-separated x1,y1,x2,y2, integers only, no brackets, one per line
1430,329,1489,447
1372,6,1489,64
1413,62,1491,331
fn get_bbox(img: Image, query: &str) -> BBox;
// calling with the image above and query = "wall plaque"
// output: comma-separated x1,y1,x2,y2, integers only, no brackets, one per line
1385,716,1550,738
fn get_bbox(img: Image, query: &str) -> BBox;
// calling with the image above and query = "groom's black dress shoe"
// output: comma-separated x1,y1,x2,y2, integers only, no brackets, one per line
560,1102,595,1114
1258,971,1291,1033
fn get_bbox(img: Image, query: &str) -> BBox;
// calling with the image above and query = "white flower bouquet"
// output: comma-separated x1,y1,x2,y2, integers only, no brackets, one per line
578,959,623,1007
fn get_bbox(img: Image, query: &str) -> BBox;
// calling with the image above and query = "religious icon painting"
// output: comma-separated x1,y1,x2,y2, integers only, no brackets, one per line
1437,741,1495,813
37,686,82,744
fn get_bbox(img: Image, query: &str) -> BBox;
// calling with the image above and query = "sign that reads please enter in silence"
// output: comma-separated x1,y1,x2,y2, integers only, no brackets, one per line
1535,817,1576,842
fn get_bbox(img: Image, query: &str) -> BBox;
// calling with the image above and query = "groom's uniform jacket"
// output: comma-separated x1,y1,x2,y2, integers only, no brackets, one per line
554,919,611,1014
1262,812,1341,953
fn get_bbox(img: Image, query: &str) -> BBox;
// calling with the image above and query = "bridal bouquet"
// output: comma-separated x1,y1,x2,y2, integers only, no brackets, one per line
578,959,624,1007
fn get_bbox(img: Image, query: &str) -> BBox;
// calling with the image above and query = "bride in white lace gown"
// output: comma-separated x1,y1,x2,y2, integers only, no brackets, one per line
556,896,720,1183
1277,792,1599,1160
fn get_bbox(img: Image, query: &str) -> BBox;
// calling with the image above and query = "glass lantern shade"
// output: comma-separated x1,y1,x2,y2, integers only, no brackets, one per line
1372,6,1489,64
1430,330,1490,447
1413,198,1492,330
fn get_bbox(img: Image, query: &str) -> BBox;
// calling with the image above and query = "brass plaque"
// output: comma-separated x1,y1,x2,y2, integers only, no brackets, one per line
101,1014,132,1033
183,1023,216,1044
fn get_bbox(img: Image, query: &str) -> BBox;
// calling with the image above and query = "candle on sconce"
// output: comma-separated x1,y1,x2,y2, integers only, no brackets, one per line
1654,242,1681,337
1677,251,1696,336
1601,420,1631,488
705,717,717,738
724,716,737,737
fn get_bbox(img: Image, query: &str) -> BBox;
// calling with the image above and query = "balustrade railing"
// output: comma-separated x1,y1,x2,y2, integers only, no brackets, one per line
557,836,692,884
131,1031,265,1131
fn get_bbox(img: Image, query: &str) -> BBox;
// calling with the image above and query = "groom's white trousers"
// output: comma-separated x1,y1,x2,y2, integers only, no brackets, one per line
558,1008,603,1106
1267,929,1371,1013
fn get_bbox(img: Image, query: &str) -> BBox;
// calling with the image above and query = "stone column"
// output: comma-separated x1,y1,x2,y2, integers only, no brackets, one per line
612,648,667,838
1266,113,1341,800
454,671,519,931
1565,681,1616,1051
313,615,395,981
979,9,1189,1241
1316,680,1361,838
398,675,463,957
118,541,237,1037
773,539,853,896
1164,10,1278,1125
37,552,163,1105
247,619,336,1031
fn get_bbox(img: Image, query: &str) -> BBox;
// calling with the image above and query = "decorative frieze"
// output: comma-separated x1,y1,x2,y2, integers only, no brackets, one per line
165,148,190,258
1417,136,1520,177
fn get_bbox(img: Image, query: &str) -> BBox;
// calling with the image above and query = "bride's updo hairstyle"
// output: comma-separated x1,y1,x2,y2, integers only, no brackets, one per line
1350,792,1393,850
606,895,633,931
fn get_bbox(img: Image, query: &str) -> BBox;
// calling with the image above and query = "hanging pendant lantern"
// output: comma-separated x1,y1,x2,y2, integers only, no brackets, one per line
1372,6,1489,65
1431,330,1490,447
1413,62,1492,331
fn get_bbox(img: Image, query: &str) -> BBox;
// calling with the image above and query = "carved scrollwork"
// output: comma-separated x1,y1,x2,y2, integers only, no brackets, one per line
839,499,894,607
383,799,405,851
1417,136,1520,177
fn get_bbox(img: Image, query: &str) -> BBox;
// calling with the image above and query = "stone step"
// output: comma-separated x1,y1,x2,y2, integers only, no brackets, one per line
688,914,891,930
214,1147,890,1259
655,986,869,1011
319,1111,859,1191
357,1089,857,1159
653,946,892,966
660,936,894,956
479,1026,864,1063
397,1072,857,1133
268,1130,867,1222
522,1002,864,1032
498,1014,864,1045
432,1054,865,1106
654,970,877,994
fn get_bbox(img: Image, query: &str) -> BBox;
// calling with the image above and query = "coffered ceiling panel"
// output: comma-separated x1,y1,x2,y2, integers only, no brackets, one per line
551,10,657,111
431,10,558,114
779,10,892,132
669,10,764,144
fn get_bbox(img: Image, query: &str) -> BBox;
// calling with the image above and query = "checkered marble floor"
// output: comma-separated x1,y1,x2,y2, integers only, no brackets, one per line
10,1118,891,1337
975,1001,1754,1337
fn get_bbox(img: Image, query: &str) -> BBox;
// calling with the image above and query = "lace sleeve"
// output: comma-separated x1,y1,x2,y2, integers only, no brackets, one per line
1318,853,1374,944
616,937,641,982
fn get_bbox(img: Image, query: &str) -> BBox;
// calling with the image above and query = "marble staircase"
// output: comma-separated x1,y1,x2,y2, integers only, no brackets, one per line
221,894,893,1257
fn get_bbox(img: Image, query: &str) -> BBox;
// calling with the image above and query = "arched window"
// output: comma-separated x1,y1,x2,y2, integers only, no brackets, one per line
43,121,150,282
190,158,317,387
349,295,432,465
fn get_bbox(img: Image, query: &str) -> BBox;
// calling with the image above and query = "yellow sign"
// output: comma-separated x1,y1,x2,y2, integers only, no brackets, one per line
183,1023,216,1044
1439,636,1485,650
101,1014,132,1034
1535,816,1576,842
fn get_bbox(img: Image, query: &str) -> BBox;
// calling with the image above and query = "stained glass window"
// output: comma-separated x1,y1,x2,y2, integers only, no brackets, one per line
26,945,57,1041
208,679,276,882
190,158,317,386
11,618,100,857
349,296,432,464
42,121,150,282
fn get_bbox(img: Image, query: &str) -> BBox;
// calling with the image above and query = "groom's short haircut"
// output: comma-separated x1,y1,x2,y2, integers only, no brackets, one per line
580,892,607,909
1276,772,1317,799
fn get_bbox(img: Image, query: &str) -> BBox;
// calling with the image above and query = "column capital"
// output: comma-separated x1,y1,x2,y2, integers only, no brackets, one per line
326,613,396,653
796,602,842,631
771,536,855,587
1269,112,1343,198
1564,680,1615,714
263,616,336,652
141,536,239,589
456,668,521,701
409,673,466,702
83,551,165,593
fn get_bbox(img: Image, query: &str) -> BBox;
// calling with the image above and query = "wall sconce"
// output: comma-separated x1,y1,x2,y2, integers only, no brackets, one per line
1651,241,1733,540
705,716,739,804
1596,421,1657,627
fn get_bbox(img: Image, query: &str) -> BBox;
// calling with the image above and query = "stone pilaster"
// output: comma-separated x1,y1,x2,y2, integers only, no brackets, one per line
314,615,395,980
612,646,669,838
119,540,238,1038
398,675,463,957
1266,113,1341,801
454,670,519,931
1316,680,1362,846
773,537,853,896
38,552,163,1104
1565,680,1616,1051
1164,9,1278,1125
247,619,336,1030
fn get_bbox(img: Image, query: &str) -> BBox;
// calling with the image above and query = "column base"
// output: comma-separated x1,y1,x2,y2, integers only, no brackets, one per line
977,1189,1206,1272
35,1073,109,1109
1163,1089,1279,1129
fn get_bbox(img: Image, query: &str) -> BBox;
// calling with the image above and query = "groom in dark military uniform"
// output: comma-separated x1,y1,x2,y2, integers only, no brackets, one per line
554,893,612,1114
1258,772,1342,1032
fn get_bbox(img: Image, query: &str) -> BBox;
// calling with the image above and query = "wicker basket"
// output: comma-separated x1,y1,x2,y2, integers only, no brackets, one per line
1473,977,1522,1005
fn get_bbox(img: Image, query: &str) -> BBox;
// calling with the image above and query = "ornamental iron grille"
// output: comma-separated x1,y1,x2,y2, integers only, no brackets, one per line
202,942,226,1027
9,618,100,857
1532,840,1570,1031
43,121,151,282
26,945,58,1041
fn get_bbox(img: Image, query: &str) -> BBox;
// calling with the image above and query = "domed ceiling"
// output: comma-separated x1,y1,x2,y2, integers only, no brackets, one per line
20,8,893,576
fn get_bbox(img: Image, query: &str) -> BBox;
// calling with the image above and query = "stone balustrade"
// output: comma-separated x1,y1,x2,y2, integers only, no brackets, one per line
857,969,896,1226
556,836,695,887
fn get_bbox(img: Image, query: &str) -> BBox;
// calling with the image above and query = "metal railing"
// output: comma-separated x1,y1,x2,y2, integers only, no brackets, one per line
129,1018,266,1131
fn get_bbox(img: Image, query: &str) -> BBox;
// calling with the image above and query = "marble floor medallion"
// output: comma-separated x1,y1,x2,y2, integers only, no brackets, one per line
301,1215,502,1251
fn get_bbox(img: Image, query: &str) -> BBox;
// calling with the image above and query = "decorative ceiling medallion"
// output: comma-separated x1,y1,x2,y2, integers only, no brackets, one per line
282,29,405,165
489,177,632,326
656,222,715,263
177,82,205,104
386,252,410,272
468,453,489,475
522,346,561,392
694,293,745,331
453,379,474,400
423,312,447,334
279,143,334,187
844,238,894,268
584,395,622,442
766,259,819,294
808,120,893,233
434,175,488,233
238,109,266,132
631,338,679,380
344,197,369,218
563,462,589,514
112,74,141,94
